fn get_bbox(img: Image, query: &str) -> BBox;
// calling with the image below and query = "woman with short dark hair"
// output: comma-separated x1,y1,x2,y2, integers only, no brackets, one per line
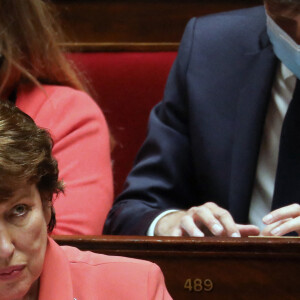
0,101,172,300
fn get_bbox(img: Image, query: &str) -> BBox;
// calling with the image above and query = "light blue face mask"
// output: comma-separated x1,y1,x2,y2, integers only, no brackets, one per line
266,13,300,79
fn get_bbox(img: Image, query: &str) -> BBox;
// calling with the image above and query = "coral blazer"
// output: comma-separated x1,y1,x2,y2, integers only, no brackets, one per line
39,238,172,299
16,84,113,235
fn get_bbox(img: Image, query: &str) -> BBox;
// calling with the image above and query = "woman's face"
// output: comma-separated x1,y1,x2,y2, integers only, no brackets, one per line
0,184,50,300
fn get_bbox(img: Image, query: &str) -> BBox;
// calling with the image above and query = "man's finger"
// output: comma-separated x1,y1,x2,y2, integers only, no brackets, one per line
180,215,204,237
237,224,260,237
190,206,224,236
263,204,300,225
269,216,300,236
215,209,241,237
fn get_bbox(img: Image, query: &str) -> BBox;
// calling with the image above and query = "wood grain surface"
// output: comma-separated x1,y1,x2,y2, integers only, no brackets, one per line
55,235,300,300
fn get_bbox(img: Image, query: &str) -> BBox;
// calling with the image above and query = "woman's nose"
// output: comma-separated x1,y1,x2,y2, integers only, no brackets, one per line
0,226,14,259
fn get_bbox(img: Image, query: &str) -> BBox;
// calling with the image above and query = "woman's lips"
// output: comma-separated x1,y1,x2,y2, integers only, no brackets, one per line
0,265,25,280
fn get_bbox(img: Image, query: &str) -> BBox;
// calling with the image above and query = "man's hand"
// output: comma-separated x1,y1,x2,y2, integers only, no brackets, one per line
261,203,300,236
154,202,260,237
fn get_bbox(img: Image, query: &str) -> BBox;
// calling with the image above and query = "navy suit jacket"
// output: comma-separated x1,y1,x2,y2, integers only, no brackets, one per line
104,6,280,235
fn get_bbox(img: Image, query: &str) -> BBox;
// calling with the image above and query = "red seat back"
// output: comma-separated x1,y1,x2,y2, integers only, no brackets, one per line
68,52,177,196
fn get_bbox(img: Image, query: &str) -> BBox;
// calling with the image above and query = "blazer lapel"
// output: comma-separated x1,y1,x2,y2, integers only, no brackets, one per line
228,31,277,223
39,238,74,299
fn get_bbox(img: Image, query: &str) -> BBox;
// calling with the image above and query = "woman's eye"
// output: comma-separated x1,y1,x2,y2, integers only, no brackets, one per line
11,204,28,217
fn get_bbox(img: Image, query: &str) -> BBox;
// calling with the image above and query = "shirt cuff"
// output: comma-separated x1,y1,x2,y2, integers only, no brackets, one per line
147,209,179,236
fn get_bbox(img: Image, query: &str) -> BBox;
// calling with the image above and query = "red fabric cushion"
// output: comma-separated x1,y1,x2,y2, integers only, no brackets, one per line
68,52,177,196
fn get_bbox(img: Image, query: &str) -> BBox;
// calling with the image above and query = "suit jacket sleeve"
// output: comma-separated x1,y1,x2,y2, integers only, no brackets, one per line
104,18,200,235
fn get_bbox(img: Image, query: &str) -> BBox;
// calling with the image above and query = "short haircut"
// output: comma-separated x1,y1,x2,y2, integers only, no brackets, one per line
0,100,63,231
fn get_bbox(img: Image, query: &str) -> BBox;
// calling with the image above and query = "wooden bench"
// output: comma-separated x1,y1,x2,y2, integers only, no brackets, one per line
55,235,300,300
54,0,262,52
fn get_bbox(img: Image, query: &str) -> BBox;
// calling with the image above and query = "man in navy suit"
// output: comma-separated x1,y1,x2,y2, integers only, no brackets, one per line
104,0,300,237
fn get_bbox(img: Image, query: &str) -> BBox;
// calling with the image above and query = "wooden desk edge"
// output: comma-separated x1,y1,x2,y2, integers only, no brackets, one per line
54,235,300,255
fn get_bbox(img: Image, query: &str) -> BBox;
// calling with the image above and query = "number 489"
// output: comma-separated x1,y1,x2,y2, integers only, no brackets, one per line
184,278,213,292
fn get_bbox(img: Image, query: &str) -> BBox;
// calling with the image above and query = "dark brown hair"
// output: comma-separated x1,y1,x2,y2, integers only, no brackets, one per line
0,100,63,231
265,0,300,11
0,0,87,97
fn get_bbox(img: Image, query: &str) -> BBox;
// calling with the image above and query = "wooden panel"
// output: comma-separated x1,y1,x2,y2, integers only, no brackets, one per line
52,0,263,51
55,235,300,299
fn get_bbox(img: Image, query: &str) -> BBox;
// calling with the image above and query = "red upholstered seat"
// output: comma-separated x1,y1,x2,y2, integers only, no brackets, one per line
67,52,177,196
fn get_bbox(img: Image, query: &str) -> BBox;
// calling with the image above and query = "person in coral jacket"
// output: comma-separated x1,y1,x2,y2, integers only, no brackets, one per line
0,0,113,234
16,84,113,235
39,239,171,299
0,101,172,300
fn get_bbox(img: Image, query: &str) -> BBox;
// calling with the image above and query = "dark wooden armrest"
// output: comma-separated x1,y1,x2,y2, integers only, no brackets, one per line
54,235,300,299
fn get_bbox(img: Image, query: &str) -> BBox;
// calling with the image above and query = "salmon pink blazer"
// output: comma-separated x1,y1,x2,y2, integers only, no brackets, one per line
16,84,113,235
39,238,172,299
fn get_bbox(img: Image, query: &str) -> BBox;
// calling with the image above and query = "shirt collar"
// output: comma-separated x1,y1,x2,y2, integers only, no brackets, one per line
281,62,296,81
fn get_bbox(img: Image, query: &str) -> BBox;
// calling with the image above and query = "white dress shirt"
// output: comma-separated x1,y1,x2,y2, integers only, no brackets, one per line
249,63,296,230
